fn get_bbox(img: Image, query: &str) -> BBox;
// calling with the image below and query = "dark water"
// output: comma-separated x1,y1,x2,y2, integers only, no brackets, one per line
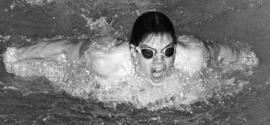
0,0,270,124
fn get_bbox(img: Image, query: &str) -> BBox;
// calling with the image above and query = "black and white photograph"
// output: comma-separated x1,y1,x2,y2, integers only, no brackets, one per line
0,0,268,124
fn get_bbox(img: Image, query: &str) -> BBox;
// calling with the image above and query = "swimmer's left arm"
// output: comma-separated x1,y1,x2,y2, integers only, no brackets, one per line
206,41,241,66
176,35,258,73
177,35,241,66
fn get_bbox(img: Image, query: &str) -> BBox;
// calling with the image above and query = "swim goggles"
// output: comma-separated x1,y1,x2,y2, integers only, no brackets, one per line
132,44,176,59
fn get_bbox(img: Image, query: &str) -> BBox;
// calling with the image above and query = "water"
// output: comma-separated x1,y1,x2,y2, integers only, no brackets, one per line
0,0,270,124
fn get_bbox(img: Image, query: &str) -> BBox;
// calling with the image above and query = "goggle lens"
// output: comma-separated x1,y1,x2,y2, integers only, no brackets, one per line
141,49,154,59
164,46,175,57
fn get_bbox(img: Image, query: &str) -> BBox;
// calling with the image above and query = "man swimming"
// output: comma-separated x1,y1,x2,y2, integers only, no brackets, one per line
2,11,258,109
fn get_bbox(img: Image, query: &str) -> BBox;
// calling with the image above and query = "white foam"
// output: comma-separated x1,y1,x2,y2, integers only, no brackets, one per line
2,36,259,110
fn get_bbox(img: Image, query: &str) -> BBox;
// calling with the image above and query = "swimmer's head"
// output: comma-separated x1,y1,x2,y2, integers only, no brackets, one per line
130,11,177,85
130,11,177,47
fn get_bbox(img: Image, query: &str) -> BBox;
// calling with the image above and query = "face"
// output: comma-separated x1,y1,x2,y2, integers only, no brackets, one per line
131,33,176,85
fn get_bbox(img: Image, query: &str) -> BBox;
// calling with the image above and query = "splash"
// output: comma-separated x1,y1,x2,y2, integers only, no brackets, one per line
3,39,258,111
23,0,55,6
2,18,258,111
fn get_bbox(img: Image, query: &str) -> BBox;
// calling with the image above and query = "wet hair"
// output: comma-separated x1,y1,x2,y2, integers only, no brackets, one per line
130,11,177,47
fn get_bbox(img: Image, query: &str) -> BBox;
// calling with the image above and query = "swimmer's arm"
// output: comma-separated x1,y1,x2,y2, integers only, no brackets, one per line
207,42,240,66
15,40,88,62
177,35,241,66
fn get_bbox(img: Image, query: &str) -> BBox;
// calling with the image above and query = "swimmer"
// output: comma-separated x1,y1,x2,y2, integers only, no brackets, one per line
2,11,258,108
4,11,252,83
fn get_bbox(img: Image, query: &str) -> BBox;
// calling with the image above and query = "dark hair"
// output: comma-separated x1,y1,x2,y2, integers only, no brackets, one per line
130,11,177,47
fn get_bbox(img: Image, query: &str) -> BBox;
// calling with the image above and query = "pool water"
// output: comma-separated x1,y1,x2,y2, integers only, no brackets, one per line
0,0,270,124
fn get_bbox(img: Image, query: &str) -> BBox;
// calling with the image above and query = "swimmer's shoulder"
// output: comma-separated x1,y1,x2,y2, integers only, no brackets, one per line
177,35,206,49
89,41,132,81
176,35,209,57
175,35,209,74
65,37,118,60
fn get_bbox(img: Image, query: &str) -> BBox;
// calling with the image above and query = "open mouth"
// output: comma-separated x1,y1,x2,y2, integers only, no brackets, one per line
150,67,166,85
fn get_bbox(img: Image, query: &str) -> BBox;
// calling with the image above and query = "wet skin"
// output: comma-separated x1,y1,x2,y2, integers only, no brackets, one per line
131,33,175,85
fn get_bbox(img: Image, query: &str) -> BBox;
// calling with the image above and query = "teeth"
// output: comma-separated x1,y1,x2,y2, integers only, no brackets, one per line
155,69,162,72
153,68,163,72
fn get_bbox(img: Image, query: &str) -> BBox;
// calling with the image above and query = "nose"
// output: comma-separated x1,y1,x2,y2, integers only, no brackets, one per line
153,54,165,64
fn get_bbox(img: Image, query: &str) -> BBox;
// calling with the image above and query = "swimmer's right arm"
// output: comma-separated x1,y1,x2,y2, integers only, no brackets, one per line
13,40,87,63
